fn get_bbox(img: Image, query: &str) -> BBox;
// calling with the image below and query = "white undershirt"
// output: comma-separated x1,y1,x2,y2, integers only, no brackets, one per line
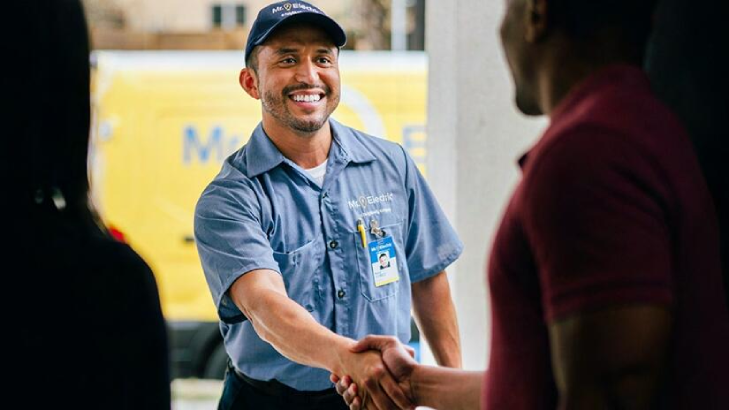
304,159,328,187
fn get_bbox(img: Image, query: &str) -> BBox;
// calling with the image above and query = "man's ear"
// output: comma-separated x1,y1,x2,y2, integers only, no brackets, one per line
525,0,549,43
239,68,260,99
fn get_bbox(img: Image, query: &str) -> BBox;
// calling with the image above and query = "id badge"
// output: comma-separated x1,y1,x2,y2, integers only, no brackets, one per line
368,236,400,287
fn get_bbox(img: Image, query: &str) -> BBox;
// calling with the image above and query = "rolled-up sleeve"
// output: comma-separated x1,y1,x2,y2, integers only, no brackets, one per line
399,145,463,283
194,179,279,324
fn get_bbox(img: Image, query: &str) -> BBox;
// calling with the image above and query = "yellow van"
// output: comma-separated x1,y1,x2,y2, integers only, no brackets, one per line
90,50,428,379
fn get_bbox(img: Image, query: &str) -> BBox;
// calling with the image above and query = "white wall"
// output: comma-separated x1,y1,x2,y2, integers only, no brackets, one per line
423,0,546,370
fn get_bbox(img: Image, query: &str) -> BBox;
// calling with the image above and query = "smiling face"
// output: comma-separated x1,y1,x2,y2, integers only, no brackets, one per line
242,23,341,136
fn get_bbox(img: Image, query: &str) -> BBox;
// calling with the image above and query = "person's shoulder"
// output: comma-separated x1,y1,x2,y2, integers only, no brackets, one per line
561,70,686,145
213,145,256,185
86,237,155,281
196,148,262,217
47,234,162,311
541,77,663,164
542,80,690,173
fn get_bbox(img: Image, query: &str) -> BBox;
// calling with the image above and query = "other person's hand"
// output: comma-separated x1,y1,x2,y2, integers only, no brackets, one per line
335,347,414,410
331,336,418,410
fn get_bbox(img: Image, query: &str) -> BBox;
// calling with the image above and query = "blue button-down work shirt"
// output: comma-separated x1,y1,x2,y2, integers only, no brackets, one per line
194,119,462,391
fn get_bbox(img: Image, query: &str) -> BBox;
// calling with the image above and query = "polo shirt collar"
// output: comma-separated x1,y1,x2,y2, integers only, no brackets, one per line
244,119,377,178
244,123,286,178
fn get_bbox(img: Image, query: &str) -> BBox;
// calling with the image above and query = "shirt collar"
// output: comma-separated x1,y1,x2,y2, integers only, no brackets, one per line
244,123,286,178
244,119,377,178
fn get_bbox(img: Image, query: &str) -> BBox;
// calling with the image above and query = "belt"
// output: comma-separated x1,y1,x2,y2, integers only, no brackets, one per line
232,365,337,398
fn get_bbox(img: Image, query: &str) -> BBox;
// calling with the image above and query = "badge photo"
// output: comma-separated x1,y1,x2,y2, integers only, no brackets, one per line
368,236,400,287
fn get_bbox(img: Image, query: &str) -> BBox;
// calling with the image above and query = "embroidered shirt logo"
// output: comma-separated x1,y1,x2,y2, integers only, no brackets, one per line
348,193,395,210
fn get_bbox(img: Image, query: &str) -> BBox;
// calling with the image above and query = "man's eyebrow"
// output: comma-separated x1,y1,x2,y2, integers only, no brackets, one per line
274,46,335,54
275,47,300,55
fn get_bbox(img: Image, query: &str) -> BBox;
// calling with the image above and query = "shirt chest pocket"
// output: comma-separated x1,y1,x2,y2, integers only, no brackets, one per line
352,219,407,302
272,238,323,312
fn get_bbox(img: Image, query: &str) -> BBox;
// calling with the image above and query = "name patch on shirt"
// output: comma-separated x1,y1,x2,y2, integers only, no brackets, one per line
369,236,400,287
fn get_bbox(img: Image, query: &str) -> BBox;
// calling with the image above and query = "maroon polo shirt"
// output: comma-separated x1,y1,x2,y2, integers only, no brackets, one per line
484,65,729,409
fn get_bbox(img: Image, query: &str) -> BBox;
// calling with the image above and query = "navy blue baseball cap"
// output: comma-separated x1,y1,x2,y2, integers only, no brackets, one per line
245,1,347,66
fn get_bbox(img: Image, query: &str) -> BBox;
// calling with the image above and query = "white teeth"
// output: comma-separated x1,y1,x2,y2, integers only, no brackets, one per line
292,94,321,102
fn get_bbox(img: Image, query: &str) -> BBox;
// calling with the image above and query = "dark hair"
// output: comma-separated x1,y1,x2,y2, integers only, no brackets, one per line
7,0,107,236
549,0,659,46
246,45,261,74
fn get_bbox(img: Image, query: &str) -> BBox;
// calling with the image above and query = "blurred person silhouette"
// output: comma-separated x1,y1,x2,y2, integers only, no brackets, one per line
4,0,171,408
646,0,729,311
333,0,729,409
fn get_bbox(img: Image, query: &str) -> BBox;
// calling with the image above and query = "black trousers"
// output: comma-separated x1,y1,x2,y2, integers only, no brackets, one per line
219,362,348,410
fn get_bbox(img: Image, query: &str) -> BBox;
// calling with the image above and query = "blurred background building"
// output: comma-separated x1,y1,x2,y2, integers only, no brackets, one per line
82,0,426,51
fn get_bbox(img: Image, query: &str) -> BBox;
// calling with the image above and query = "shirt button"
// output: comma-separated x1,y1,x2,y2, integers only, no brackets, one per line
337,289,346,299
322,192,328,199
329,240,339,249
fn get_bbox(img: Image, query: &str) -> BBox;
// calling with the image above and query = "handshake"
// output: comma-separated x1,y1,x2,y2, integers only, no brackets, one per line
329,335,420,410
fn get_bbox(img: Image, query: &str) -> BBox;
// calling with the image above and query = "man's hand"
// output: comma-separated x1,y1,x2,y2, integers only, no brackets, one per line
335,346,415,410
332,336,419,410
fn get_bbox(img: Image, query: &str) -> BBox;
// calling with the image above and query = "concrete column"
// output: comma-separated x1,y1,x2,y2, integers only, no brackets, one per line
391,0,408,51
424,0,546,370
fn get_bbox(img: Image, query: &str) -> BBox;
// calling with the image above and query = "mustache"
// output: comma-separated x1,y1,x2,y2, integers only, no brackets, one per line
282,82,331,96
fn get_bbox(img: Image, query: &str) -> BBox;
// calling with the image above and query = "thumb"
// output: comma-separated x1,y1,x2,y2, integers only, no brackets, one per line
404,345,416,359
349,335,397,353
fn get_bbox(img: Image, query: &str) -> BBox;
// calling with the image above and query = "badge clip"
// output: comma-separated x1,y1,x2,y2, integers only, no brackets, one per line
369,219,386,238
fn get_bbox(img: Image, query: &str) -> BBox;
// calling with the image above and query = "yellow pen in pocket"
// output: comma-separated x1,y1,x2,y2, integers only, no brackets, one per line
357,219,368,248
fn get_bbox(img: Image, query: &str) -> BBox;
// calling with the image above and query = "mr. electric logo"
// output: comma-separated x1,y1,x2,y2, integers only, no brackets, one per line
271,3,322,14
347,193,395,210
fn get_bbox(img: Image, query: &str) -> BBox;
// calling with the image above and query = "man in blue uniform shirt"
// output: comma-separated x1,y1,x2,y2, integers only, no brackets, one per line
194,2,463,409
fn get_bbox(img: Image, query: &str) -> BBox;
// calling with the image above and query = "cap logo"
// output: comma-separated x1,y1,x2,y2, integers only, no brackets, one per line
271,2,322,15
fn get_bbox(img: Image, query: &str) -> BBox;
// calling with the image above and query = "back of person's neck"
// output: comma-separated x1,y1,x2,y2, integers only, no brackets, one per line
539,36,644,116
